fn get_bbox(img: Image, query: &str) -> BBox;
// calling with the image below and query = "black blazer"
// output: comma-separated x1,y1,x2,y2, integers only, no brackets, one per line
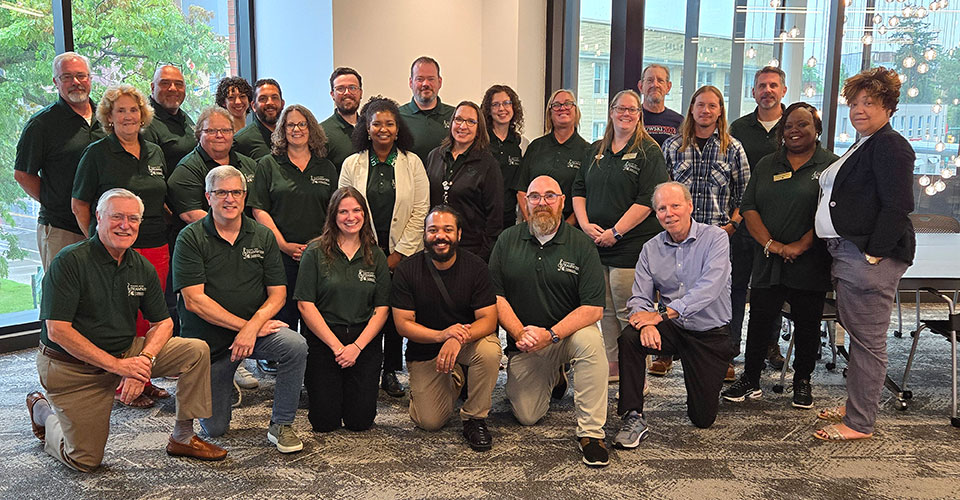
828,123,915,265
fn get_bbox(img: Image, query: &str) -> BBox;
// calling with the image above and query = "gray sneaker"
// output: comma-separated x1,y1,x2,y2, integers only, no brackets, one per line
267,423,303,453
613,410,649,449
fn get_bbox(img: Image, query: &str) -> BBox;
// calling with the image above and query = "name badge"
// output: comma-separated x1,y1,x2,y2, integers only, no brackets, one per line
773,172,792,182
622,153,638,160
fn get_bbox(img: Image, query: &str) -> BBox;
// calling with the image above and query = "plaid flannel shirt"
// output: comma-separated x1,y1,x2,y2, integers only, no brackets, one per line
661,130,750,227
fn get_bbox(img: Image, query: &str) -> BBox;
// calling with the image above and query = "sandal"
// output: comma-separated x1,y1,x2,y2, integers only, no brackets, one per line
116,393,155,408
813,423,872,441
142,384,170,399
817,406,846,421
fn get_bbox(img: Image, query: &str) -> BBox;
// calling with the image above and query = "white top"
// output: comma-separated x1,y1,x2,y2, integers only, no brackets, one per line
759,118,779,132
814,134,872,239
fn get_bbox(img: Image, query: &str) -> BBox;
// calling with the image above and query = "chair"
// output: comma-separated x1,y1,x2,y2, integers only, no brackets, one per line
898,287,960,427
772,298,839,394
893,214,960,338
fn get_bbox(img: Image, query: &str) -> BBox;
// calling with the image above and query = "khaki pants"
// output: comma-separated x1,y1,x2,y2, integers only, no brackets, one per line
408,334,502,431
600,266,634,363
36,337,211,472
505,324,608,439
37,224,85,271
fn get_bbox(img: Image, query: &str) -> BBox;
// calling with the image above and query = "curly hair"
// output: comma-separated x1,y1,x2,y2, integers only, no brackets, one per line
776,102,822,148
480,84,524,136
270,104,327,157
97,84,154,134
351,96,415,154
440,101,489,152
215,76,253,110
842,66,901,115
314,186,378,266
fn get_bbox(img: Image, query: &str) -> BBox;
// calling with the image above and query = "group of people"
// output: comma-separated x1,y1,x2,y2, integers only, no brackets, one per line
17,49,916,472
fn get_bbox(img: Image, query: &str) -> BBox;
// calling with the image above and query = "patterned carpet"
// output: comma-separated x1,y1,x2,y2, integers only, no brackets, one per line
2,308,959,500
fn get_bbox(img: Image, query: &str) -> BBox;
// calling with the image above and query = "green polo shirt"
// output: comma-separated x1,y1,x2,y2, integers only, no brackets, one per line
293,241,390,327
489,221,605,352
398,97,455,163
173,214,286,360
515,131,591,220
233,115,274,160
729,105,783,168
142,98,197,173
367,148,398,248
248,153,338,244
320,112,356,171
489,130,524,229
740,146,838,291
167,145,257,218
40,235,168,355
573,137,669,268
15,97,105,233
72,134,169,248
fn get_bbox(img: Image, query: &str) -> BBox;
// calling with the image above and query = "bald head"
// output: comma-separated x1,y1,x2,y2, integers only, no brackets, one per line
527,175,561,195
151,64,186,113
526,175,565,237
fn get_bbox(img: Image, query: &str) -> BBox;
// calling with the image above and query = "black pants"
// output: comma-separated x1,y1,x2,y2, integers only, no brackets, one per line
730,225,754,356
166,227,181,337
743,285,826,386
304,324,383,432
379,244,403,374
618,321,734,428
277,253,301,332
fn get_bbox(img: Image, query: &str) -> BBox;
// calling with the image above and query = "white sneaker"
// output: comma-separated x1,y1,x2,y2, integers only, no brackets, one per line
234,365,259,389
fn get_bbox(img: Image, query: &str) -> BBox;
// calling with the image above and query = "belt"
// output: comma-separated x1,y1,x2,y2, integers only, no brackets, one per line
38,343,87,365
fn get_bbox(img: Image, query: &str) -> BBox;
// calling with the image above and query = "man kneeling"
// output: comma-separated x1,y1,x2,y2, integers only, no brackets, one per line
393,206,500,451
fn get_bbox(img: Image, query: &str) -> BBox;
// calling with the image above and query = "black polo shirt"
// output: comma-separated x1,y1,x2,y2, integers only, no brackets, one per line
173,214,286,360
320,112,356,171
167,145,258,219
142,98,197,173
15,97,104,233
573,137,669,268
489,222,605,352
72,134,169,248
398,97,455,163
293,241,390,327
741,146,838,292
248,153,338,245
515,131,591,220
729,105,784,168
392,250,496,362
489,129,524,230
40,235,168,355
233,115,274,160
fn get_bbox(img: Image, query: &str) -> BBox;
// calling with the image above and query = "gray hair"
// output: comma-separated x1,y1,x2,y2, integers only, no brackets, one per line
651,181,692,206
642,64,671,82
194,106,235,142
96,188,144,217
52,51,90,77
205,165,246,192
152,64,182,84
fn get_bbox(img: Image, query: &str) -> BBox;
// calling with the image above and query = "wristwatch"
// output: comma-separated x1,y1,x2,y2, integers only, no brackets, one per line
548,328,560,343
865,253,880,265
138,351,156,366
611,228,623,241
659,311,670,323
730,219,740,230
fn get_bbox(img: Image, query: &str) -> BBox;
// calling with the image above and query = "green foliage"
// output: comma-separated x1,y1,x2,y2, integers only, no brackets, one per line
891,17,941,104
0,0,229,280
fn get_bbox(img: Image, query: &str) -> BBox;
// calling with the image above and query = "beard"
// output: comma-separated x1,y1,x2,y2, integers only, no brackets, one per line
425,237,458,262
255,106,280,125
336,99,359,116
529,208,561,238
64,89,89,104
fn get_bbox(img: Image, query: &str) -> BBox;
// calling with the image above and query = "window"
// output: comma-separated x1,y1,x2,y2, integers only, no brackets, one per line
643,1,687,114
578,0,612,142
593,62,610,95
592,120,607,139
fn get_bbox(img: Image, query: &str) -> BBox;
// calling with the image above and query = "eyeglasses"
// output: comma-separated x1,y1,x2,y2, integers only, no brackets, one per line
106,213,142,224
201,128,233,136
284,121,308,130
526,192,561,204
452,117,479,127
490,100,513,109
209,189,245,199
612,105,641,115
56,73,90,83
333,85,361,94
549,101,576,111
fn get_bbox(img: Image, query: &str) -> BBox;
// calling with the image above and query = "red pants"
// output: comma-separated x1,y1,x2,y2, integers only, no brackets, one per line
133,245,169,337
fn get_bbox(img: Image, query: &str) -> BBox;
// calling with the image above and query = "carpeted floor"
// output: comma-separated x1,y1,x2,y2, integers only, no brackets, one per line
2,307,959,500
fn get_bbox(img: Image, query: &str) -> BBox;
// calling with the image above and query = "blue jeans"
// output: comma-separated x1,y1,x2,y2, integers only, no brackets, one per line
200,327,307,437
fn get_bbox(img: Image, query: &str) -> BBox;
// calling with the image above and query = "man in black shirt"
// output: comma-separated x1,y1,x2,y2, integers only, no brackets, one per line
638,64,684,147
392,206,500,451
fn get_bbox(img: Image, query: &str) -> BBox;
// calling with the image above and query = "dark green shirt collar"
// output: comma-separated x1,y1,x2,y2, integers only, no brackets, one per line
194,143,242,167
150,97,186,126
407,96,448,116
54,96,98,120
331,112,356,131
90,233,133,268
369,146,398,167
200,213,257,244
489,129,521,146
105,132,148,155
520,219,569,244
772,142,834,171
548,130,583,147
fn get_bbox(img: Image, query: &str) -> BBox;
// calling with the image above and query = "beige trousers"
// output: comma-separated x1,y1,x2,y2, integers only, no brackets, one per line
37,224,85,271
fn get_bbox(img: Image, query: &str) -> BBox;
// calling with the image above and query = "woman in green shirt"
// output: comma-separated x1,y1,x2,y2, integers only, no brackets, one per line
295,187,390,432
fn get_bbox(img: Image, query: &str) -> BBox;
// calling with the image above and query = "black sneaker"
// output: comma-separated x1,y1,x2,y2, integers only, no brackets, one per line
381,371,405,398
578,437,609,467
551,365,568,400
257,359,278,374
721,377,762,402
792,378,814,409
462,418,493,451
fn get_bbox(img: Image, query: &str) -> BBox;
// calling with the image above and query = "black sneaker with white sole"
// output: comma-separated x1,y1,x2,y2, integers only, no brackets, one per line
792,378,814,409
721,377,762,402
578,437,609,467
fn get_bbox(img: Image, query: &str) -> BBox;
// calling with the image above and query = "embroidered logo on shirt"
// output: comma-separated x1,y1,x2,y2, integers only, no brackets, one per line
557,259,580,275
148,165,164,176
245,173,255,183
443,119,452,129
811,170,822,180
508,156,521,166
358,269,377,283
127,283,146,296
567,159,581,169
242,247,264,259
310,175,330,186
623,162,640,175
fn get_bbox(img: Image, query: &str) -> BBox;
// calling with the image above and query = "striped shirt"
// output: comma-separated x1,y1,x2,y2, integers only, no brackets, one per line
661,130,750,227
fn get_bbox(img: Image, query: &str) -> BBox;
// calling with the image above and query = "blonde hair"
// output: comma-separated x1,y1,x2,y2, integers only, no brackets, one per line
679,85,730,152
592,90,657,167
96,84,154,134
543,89,581,134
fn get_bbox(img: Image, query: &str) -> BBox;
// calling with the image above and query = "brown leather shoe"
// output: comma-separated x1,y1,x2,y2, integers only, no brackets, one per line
725,363,737,383
142,383,170,399
26,392,47,441
166,436,227,461
648,356,673,376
